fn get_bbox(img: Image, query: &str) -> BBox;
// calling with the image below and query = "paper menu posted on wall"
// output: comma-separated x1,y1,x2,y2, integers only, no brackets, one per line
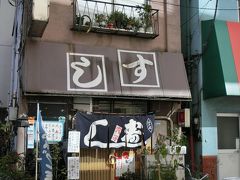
42,121,64,142
27,125,34,149
67,157,80,180
67,131,81,153
115,157,122,177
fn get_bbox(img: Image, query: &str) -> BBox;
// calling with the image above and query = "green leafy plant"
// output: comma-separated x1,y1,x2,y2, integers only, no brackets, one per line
119,170,139,180
50,143,67,180
126,17,141,31
94,13,107,27
0,151,33,179
0,122,12,156
136,4,153,31
0,123,32,179
108,11,128,29
152,128,187,180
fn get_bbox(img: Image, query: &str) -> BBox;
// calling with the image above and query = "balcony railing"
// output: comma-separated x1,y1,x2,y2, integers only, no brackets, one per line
72,0,159,39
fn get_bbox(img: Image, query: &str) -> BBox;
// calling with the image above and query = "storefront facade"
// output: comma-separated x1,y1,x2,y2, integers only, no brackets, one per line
22,39,190,179
18,0,191,179
201,20,240,179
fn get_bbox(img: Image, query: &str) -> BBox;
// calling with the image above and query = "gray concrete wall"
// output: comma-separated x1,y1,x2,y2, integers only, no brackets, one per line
38,0,182,53
0,0,15,107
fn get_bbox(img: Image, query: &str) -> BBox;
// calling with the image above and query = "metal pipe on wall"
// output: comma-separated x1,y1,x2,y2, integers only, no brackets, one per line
155,115,173,138
164,0,168,51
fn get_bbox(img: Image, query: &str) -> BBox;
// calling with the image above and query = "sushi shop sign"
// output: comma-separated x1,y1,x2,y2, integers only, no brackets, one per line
75,112,154,148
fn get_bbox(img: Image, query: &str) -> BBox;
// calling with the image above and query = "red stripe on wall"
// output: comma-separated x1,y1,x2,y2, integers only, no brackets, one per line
227,22,240,82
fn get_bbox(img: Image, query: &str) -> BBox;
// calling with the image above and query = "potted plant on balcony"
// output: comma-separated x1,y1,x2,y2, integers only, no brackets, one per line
108,11,128,29
105,15,114,29
94,13,107,27
126,17,141,32
136,4,153,33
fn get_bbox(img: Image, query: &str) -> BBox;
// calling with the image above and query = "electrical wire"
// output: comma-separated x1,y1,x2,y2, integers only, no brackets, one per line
8,0,22,7
202,0,218,54
181,11,198,27
8,0,16,6
150,0,239,11
89,0,240,11
181,0,211,44
189,0,212,38
213,0,219,19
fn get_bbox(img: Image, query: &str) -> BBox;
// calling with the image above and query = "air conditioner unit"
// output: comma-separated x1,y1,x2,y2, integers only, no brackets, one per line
29,0,49,37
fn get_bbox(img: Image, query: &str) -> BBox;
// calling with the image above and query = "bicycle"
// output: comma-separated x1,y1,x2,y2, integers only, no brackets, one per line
178,164,209,180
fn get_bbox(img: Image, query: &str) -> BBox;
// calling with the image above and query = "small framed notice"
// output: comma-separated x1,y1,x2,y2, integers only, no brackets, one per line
67,131,81,153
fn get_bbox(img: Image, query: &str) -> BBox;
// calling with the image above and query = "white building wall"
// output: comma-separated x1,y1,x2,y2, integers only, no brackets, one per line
0,0,15,107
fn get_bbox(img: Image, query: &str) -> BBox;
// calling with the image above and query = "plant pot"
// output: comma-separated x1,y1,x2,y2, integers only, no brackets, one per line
145,26,153,33
138,27,145,33
106,23,114,29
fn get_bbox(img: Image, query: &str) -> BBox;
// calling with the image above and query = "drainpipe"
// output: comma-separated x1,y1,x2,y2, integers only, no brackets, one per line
10,0,25,163
164,0,168,51
9,0,23,118
184,0,196,173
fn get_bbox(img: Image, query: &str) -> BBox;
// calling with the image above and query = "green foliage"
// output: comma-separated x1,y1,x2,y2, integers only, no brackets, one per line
119,171,139,180
152,128,187,180
0,152,33,179
0,122,12,156
127,17,141,31
50,143,67,180
136,4,153,30
160,165,177,180
93,4,153,32
94,14,107,27
107,11,128,28
0,123,32,179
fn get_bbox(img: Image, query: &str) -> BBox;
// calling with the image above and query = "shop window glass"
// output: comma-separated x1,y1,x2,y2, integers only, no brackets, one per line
92,98,147,114
113,100,147,114
28,103,68,120
217,116,239,149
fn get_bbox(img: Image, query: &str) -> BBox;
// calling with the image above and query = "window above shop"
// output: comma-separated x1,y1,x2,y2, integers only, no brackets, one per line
93,98,148,114
28,102,68,120
72,0,159,38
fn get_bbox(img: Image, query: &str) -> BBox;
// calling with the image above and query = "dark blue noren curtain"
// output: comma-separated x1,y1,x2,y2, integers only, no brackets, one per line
75,112,154,148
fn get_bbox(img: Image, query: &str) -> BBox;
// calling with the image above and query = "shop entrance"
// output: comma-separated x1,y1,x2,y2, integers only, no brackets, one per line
79,149,144,180
217,113,240,179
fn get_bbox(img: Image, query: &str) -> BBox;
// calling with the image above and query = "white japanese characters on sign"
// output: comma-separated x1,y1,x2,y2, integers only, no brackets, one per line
122,54,153,83
118,49,160,87
67,157,80,180
67,52,107,92
121,119,143,144
67,131,81,153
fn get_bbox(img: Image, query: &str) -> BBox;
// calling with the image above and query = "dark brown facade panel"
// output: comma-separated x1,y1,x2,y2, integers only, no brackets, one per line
23,40,191,99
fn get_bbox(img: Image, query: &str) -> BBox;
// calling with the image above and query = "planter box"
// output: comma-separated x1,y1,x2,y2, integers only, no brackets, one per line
167,145,187,155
